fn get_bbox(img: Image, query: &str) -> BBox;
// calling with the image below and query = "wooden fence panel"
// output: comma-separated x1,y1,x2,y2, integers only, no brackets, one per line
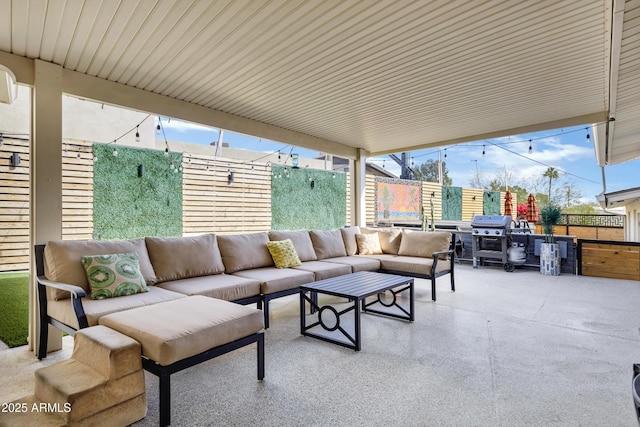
462,188,484,220
182,155,272,235
579,240,640,280
62,141,94,240
0,138,30,272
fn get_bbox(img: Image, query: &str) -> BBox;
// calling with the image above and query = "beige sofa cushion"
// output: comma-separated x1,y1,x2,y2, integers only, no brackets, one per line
145,234,225,282
44,238,157,300
378,255,451,276
340,226,360,256
99,295,264,366
233,267,314,295
398,231,451,258
309,230,347,260
321,255,381,272
47,286,186,329
293,260,352,281
156,274,260,302
268,230,317,261
361,227,402,254
217,232,274,273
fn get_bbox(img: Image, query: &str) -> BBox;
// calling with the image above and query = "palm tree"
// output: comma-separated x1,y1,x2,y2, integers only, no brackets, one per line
543,167,559,204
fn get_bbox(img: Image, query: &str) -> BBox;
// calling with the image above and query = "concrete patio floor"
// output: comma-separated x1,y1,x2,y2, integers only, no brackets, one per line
1,263,640,426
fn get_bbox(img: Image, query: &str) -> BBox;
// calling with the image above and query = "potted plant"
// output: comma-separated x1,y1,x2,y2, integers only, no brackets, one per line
539,204,562,275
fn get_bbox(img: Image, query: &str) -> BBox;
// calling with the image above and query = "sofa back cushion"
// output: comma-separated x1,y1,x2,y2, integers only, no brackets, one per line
217,232,274,273
309,229,347,260
145,234,225,283
44,238,157,300
361,227,402,254
398,231,451,258
340,226,361,256
268,230,317,262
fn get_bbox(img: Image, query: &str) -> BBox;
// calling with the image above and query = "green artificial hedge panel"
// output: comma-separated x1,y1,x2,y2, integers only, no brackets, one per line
93,144,182,239
271,165,347,230
483,191,501,215
442,186,462,220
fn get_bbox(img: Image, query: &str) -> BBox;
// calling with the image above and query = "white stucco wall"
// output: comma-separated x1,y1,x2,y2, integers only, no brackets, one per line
0,85,30,135
62,96,155,147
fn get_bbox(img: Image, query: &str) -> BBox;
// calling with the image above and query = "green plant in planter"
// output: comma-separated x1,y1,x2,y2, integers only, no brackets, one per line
540,205,562,243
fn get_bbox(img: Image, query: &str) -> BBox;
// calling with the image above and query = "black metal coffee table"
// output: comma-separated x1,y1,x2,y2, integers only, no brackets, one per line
299,271,414,351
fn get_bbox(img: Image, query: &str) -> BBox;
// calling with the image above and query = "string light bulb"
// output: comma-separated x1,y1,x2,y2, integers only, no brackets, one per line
528,139,532,154
586,128,591,144
444,149,447,160
112,140,118,157
482,145,485,156
156,117,162,135
135,126,140,142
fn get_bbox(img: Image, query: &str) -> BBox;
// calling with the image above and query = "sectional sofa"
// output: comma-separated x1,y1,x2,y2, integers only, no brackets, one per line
36,226,455,358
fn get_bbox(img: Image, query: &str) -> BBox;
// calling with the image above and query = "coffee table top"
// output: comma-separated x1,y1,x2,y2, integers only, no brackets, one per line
299,271,412,299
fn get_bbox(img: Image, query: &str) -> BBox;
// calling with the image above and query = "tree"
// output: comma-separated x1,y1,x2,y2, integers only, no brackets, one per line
563,202,598,214
413,159,452,186
560,182,582,208
542,167,559,204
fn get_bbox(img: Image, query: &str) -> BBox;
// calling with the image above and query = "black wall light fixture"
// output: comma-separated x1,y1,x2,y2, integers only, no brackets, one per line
138,164,144,177
228,170,234,185
10,152,20,167
430,191,435,198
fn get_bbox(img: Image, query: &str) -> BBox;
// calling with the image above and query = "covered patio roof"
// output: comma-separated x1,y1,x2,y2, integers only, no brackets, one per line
1,0,637,164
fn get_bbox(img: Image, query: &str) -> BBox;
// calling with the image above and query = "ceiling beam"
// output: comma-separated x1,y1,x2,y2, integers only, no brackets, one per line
61,68,358,159
596,0,625,167
0,50,34,85
371,112,608,156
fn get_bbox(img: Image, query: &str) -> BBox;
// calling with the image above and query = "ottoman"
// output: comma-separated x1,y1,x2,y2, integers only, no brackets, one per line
99,295,264,426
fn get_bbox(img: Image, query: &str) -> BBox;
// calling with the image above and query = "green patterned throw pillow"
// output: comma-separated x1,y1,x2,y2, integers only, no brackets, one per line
81,252,149,300
266,239,302,268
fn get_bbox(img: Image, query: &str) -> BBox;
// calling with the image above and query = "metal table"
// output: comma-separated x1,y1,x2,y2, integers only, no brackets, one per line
299,271,414,351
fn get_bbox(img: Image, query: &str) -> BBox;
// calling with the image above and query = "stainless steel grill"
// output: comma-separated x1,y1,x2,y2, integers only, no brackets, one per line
470,215,512,236
470,215,513,270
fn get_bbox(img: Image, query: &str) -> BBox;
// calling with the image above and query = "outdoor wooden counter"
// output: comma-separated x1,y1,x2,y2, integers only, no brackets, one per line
456,231,576,274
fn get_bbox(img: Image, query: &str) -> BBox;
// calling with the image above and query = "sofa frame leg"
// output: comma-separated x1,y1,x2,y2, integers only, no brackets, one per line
142,331,265,427
37,321,48,360
257,332,265,380
263,300,270,329
431,277,437,302
159,373,171,426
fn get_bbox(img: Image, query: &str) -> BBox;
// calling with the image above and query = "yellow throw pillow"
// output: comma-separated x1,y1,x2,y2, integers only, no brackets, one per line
266,239,302,268
355,233,383,255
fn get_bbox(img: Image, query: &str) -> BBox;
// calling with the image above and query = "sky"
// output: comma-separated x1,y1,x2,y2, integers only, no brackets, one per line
158,117,640,205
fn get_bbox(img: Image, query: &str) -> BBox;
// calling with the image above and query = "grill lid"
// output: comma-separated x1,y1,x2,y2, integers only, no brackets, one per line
471,215,512,228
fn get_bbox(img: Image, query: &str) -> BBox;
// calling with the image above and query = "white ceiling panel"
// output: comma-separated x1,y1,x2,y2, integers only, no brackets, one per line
1,0,638,164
